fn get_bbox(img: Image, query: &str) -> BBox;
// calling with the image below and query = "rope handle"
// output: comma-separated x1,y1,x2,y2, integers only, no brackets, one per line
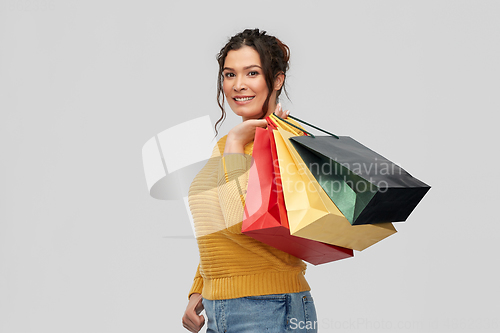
272,113,339,139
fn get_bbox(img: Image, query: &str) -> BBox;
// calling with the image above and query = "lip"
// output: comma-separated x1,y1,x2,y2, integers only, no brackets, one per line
233,95,255,105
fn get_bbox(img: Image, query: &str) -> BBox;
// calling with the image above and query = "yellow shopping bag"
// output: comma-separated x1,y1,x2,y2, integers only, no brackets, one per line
273,126,397,251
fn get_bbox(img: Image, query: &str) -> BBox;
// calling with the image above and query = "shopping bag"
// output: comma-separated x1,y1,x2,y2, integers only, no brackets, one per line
242,119,353,265
272,121,396,251
274,114,431,225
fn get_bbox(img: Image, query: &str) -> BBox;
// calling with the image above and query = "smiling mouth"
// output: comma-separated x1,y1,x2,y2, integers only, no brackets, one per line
234,96,255,101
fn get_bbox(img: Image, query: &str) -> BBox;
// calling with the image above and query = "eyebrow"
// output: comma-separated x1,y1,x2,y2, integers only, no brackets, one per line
223,65,262,71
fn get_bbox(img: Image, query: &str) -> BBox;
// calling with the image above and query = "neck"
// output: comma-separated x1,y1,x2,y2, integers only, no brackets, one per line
241,103,277,122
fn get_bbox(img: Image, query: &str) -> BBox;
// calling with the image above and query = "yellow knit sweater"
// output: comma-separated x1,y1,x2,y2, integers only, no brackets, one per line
187,121,310,300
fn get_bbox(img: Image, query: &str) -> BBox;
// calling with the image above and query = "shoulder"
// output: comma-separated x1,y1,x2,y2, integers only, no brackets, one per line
210,135,254,157
210,135,228,157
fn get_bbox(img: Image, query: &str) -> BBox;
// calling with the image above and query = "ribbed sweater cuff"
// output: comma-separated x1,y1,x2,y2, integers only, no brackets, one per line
188,277,204,300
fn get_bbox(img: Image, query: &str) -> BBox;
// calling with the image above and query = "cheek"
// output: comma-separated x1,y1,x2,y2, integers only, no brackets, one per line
222,81,232,98
254,80,268,95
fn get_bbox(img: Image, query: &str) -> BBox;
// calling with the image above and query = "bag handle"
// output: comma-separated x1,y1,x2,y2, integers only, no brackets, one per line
272,113,339,139
268,114,303,136
267,115,303,136
266,116,278,129
269,113,308,136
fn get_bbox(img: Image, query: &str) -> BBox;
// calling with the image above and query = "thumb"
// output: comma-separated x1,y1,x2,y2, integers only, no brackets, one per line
195,298,204,315
255,118,268,128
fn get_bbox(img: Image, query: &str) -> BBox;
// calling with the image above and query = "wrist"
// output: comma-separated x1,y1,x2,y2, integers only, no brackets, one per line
224,135,245,154
189,292,200,300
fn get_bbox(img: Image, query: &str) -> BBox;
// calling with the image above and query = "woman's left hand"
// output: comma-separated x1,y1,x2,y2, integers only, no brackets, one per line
274,102,290,119
224,103,289,154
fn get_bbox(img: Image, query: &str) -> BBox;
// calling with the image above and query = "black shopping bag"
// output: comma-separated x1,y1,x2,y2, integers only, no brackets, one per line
274,113,431,226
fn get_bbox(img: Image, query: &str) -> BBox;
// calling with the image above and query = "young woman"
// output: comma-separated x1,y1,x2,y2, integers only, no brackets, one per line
182,28,317,333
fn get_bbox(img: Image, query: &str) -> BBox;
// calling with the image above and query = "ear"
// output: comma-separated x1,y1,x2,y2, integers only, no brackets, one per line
274,72,285,91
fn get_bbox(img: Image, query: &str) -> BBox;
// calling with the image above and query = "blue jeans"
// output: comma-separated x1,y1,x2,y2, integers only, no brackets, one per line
202,291,318,333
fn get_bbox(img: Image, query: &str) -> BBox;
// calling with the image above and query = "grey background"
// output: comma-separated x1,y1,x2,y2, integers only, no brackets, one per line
1,0,498,332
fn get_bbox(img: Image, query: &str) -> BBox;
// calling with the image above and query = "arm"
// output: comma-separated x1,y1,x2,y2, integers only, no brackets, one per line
183,264,205,332
182,293,204,332
217,151,253,233
217,104,290,234
187,263,203,299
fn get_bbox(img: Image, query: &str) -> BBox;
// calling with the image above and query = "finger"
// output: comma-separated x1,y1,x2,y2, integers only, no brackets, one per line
277,103,289,119
182,315,194,332
183,322,196,333
183,319,196,333
274,103,280,116
183,314,204,333
195,298,204,314
279,103,288,119
183,307,205,330
277,103,284,118
194,315,205,332
252,119,268,128
198,316,205,330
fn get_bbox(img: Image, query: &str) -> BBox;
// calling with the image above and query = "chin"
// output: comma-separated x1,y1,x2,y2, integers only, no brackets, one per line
229,105,260,117
235,111,264,119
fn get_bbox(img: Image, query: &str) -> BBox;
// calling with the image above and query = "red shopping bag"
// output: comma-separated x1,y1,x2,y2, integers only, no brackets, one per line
242,118,353,265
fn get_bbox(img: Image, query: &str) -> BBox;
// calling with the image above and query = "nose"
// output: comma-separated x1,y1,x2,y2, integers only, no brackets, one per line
233,76,246,91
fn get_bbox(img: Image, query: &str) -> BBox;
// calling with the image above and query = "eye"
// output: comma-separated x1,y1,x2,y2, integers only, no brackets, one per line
248,71,259,76
224,72,235,78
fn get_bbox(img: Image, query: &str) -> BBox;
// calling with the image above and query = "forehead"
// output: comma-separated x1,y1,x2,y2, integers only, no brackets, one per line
224,45,261,68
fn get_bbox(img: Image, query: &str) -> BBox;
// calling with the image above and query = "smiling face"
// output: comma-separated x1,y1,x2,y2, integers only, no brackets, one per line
222,45,282,121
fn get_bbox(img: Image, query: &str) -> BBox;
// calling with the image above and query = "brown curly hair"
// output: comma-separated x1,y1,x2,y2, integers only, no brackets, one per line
214,28,291,137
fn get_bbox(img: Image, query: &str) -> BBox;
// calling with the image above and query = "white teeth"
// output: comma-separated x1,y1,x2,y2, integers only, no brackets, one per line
235,96,254,101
